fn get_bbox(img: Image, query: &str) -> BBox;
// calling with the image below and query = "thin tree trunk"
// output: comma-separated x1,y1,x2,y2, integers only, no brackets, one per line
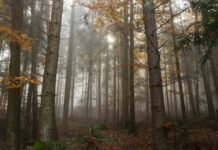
183,56,197,118
97,53,102,122
121,0,129,128
173,82,178,117
89,71,93,120
129,0,135,133
113,49,117,125
85,58,92,123
169,0,186,119
163,50,170,117
43,0,51,32
105,49,109,124
201,64,215,119
24,0,39,140
70,45,77,119
210,50,218,101
194,12,200,117
62,4,75,128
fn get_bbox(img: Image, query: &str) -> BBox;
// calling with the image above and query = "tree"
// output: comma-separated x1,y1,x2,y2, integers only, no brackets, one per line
39,0,64,141
168,0,186,119
142,0,166,149
24,0,39,140
6,0,23,149
97,52,102,122
104,48,109,123
63,4,75,129
129,0,135,133
121,0,129,128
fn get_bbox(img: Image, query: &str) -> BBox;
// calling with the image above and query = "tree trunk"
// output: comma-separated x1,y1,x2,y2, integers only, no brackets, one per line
121,0,129,127
97,53,102,122
210,49,218,101
163,49,170,117
6,0,23,149
142,0,166,149
169,0,186,119
183,56,197,118
39,0,64,141
85,57,92,123
43,0,51,32
105,49,109,124
173,82,179,117
24,0,39,140
129,0,135,133
70,45,77,119
201,64,215,119
63,4,75,128
113,49,117,125
194,12,200,117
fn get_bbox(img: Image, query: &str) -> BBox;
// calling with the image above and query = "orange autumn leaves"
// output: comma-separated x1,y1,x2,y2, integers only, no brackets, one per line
0,26,33,50
0,26,39,89
0,74,41,89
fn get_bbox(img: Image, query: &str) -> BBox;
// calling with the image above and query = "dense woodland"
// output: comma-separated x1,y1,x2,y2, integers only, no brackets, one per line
0,0,218,149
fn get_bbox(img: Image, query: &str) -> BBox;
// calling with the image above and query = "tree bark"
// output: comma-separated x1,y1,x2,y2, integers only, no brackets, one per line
201,64,215,119
70,45,77,119
85,57,93,123
163,49,170,117
113,47,117,125
105,49,109,124
6,0,23,149
183,56,197,118
129,0,135,133
63,4,75,128
142,0,166,149
97,53,102,122
121,0,129,127
210,49,218,101
168,0,186,119
39,0,64,141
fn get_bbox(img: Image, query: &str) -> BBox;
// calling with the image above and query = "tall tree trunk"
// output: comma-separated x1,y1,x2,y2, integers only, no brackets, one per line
145,62,150,119
70,46,77,119
201,9,218,100
142,0,166,149
113,49,117,125
173,82,179,117
85,58,92,123
121,0,129,127
97,53,102,122
183,56,197,118
105,49,109,124
89,70,93,120
39,0,64,141
194,12,201,117
63,4,75,128
210,50,218,101
43,0,51,32
169,0,186,119
24,0,39,140
129,0,135,133
56,59,63,116
201,64,215,119
117,42,121,125
163,50,170,117
6,0,23,149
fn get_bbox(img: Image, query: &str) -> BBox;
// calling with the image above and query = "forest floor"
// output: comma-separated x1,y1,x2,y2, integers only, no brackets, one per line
57,118,218,150
1,117,218,149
